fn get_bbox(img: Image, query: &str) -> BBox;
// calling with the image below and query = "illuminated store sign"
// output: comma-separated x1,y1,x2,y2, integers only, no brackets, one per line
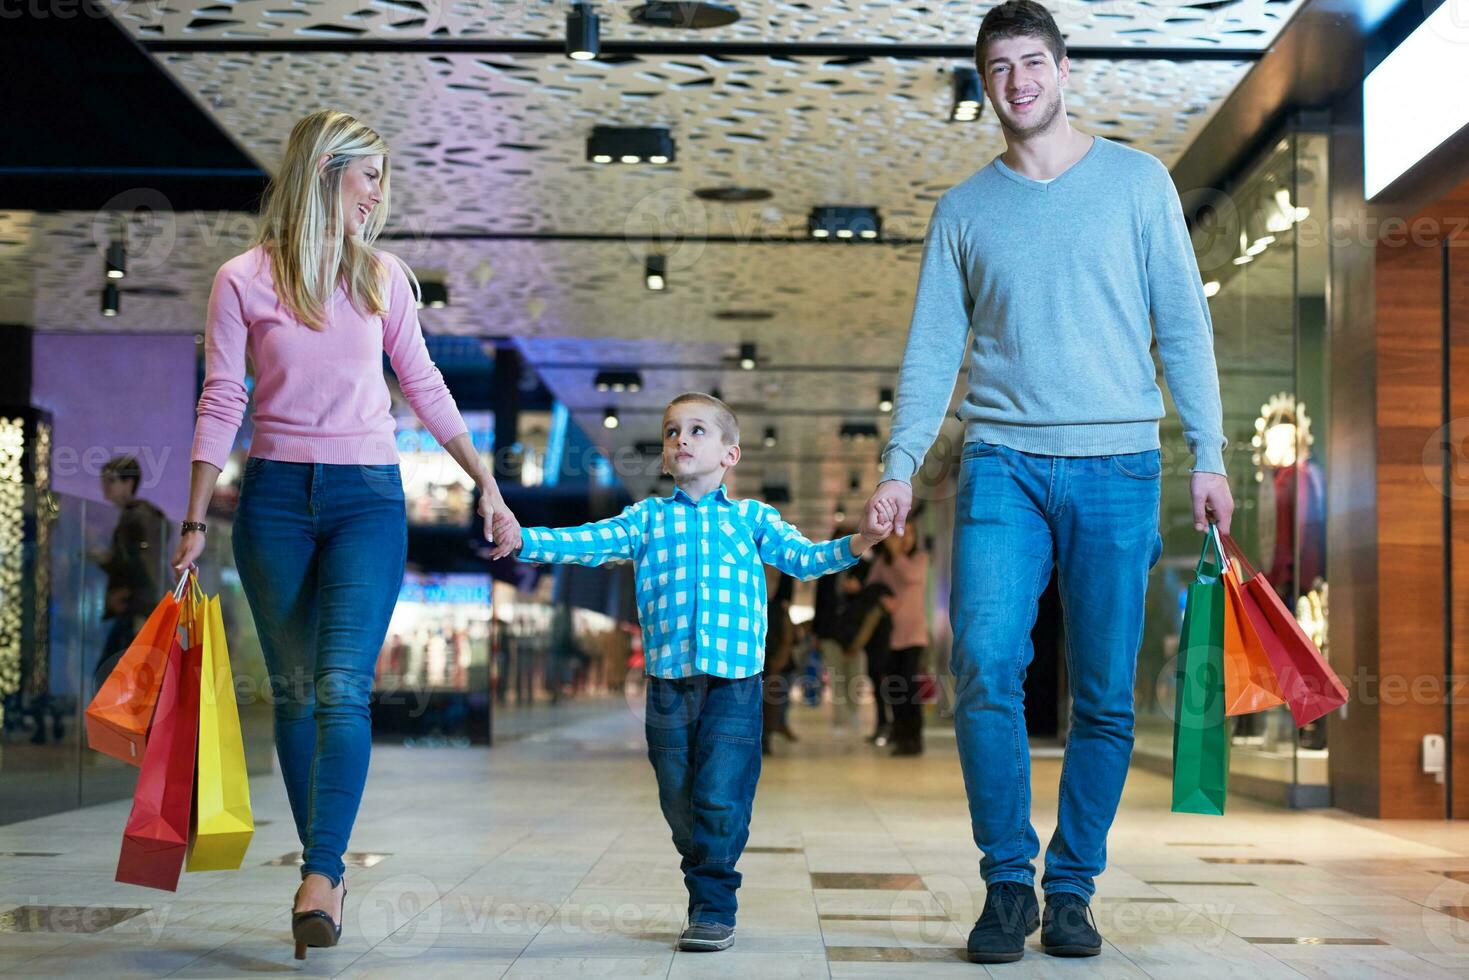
1364,3,1469,198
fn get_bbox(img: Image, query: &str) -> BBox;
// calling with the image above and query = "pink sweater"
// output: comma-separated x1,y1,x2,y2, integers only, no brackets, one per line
191,245,467,470
866,548,930,651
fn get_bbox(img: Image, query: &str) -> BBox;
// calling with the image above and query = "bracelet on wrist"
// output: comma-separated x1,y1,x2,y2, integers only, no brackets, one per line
181,521,207,535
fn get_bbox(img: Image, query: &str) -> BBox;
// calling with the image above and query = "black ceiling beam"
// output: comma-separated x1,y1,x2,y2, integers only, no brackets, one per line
532,361,896,373
380,231,925,245
140,38,1262,62
570,406,890,417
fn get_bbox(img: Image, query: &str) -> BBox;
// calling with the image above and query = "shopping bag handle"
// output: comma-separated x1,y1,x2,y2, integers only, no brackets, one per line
1218,531,1261,580
172,565,202,603
1195,524,1225,579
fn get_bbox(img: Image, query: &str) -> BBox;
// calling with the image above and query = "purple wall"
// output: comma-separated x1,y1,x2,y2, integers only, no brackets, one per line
32,333,198,519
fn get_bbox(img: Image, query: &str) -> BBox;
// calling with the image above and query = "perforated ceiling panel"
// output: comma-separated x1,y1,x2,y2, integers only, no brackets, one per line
103,0,1302,50
150,51,1248,235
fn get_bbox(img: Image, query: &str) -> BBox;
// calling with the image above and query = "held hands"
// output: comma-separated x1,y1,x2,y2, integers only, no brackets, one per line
858,500,896,547
863,479,914,539
480,492,523,560
1190,472,1234,535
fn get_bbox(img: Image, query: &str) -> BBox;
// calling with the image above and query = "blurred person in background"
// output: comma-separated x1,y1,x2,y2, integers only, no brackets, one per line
865,503,929,756
91,455,169,693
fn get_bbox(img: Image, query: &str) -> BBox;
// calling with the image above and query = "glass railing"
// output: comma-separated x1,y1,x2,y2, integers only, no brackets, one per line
0,482,274,826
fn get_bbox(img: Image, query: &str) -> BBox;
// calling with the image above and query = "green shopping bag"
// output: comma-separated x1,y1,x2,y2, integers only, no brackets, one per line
1171,528,1230,816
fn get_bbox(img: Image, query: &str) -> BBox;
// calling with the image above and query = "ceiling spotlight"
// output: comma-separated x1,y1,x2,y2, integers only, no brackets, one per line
840,421,879,441
587,126,677,166
878,387,894,413
106,240,126,280
738,342,757,371
595,369,643,393
848,472,861,492
1203,280,1221,298
951,66,984,122
809,206,882,242
710,386,724,402
101,282,119,317
763,426,777,448
566,3,600,61
416,280,449,309
645,254,667,291
603,407,620,430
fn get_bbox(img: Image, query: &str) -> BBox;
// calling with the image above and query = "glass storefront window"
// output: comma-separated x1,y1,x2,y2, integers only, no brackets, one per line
1135,128,1332,807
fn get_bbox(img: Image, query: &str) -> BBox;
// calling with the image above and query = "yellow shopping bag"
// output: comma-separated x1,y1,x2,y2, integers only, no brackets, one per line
185,594,254,871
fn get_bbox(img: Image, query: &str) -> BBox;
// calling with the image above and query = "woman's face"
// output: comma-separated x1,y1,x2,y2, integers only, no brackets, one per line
338,154,384,238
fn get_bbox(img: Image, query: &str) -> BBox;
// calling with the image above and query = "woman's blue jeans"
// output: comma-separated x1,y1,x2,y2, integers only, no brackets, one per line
950,441,1163,901
233,459,406,886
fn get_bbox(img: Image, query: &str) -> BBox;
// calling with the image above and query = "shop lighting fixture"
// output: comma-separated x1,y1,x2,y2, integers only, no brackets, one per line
808,206,881,241
951,66,983,122
587,126,676,165
739,342,757,371
645,255,667,291
566,4,600,60
106,240,126,280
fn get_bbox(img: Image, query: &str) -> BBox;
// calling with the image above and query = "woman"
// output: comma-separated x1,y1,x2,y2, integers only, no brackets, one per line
865,509,929,756
170,109,523,959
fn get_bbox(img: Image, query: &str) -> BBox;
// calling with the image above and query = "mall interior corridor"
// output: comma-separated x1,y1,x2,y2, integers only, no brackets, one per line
4,699,1469,978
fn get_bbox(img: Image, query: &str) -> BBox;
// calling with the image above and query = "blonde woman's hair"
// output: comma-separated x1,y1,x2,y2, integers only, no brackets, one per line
255,109,409,330
666,392,740,445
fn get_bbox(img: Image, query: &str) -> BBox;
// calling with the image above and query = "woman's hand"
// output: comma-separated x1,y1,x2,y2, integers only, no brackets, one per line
171,530,206,574
478,493,522,560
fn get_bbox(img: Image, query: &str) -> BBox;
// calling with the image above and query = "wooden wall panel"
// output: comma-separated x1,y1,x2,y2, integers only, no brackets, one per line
1374,208,1449,819
1450,217,1469,819
1371,173,1469,819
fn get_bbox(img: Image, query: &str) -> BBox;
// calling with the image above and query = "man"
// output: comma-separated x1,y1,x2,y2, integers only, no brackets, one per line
92,456,169,691
863,1,1233,963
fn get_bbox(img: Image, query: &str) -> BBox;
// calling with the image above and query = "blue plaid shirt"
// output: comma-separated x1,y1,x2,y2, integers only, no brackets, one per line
517,484,859,679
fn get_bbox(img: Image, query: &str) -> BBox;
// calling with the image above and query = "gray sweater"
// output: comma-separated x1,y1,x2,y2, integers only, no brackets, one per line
880,136,1227,482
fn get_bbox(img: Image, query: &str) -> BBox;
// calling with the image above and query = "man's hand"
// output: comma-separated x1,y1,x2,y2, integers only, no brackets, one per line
864,479,914,537
1191,471,1234,535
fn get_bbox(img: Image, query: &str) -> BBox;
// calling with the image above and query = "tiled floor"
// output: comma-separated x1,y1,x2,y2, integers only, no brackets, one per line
5,699,1469,978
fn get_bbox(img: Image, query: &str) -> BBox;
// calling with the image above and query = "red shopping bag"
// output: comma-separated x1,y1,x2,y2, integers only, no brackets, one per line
116,578,203,891
1219,542,1286,717
1221,534,1347,727
85,579,188,765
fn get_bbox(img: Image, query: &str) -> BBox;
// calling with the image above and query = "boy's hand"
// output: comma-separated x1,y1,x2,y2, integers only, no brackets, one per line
857,498,895,545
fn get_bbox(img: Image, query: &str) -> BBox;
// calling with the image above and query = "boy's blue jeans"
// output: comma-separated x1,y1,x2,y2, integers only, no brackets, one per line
949,441,1163,901
645,674,763,928
232,458,407,886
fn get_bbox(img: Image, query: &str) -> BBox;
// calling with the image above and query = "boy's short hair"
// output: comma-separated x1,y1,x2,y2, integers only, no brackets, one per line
666,392,740,446
974,0,1067,71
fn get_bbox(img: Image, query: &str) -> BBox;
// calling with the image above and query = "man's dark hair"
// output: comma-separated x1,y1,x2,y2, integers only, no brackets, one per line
974,1,1067,72
102,455,142,493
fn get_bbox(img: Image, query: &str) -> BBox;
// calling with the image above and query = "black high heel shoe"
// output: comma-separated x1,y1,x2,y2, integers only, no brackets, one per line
292,877,345,960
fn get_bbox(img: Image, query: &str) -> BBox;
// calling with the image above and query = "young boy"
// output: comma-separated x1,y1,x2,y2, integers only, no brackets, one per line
512,391,893,951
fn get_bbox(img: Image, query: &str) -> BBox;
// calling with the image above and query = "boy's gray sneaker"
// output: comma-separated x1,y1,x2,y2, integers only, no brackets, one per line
678,922,735,951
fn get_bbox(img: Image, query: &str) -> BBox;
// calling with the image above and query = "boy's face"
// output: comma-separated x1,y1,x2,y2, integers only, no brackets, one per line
662,402,739,483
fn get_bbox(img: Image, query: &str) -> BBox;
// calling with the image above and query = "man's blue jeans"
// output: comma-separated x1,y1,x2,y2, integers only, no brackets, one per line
950,441,1163,901
232,458,407,886
645,674,763,928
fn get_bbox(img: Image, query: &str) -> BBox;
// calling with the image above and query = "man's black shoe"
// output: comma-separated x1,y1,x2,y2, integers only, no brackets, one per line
966,881,1039,964
1041,893,1102,957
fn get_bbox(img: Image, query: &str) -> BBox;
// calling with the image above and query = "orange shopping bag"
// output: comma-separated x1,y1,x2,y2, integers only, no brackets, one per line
85,571,192,766
1219,531,1286,716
